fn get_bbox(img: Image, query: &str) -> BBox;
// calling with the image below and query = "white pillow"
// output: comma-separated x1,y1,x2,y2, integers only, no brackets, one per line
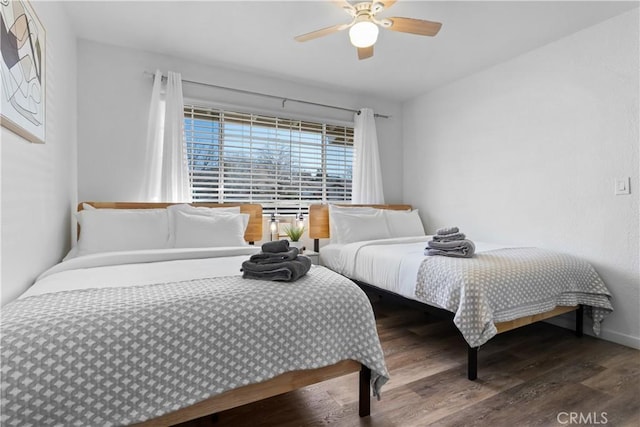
76,208,170,256
328,204,378,243
167,204,245,246
66,204,96,260
384,209,425,238
63,246,79,261
172,210,249,248
330,210,391,244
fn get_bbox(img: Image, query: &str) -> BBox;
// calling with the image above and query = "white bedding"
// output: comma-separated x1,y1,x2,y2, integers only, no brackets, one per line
3,245,390,425
321,237,507,301
320,237,613,347
21,246,261,299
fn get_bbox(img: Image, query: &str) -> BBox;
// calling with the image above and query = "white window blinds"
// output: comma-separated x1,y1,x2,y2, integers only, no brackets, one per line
184,105,354,214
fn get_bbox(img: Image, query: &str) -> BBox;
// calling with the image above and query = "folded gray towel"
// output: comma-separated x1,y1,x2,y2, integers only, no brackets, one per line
425,239,475,258
425,248,475,258
432,232,466,242
427,239,475,251
436,226,459,236
249,248,299,264
261,240,290,253
241,256,312,282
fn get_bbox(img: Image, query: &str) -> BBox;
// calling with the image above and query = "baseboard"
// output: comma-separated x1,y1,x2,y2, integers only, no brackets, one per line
544,315,640,350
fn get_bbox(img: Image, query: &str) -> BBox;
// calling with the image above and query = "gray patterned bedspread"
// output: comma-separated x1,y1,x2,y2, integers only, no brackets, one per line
1,267,389,426
415,248,613,347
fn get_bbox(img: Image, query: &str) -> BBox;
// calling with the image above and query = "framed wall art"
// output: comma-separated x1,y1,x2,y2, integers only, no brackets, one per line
1,0,46,144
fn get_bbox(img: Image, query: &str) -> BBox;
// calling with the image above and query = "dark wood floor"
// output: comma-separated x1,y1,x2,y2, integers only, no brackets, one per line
179,298,640,427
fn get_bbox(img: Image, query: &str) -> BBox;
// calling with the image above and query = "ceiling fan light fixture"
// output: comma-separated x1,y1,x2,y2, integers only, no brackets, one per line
349,21,379,48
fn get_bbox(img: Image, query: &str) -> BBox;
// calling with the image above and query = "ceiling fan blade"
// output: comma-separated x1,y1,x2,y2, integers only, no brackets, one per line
379,0,397,9
331,0,355,14
385,17,442,36
295,23,350,42
371,0,396,14
357,45,374,60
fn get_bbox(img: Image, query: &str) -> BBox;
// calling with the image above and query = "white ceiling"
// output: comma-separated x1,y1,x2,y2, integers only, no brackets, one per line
64,1,639,101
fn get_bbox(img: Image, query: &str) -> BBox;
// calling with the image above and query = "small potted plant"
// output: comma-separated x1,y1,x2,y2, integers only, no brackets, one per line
283,224,305,251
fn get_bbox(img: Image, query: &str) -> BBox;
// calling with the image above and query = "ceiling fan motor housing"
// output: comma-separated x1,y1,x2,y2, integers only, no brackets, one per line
351,2,378,18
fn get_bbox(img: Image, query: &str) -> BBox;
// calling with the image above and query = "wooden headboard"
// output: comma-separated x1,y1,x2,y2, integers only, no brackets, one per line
78,202,263,243
308,204,412,240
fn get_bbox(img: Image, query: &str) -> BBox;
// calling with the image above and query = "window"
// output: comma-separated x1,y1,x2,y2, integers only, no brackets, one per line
184,105,354,214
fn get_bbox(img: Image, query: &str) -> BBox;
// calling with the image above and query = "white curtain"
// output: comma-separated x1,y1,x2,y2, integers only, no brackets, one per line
352,108,385,204
141,70,191,202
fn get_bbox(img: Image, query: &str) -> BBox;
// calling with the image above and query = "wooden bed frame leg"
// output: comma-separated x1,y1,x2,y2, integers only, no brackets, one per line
359,365,371,417
576,305,584,337
468,345,478,381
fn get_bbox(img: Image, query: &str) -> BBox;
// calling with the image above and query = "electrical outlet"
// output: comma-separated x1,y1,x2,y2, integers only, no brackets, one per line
614,177,631,195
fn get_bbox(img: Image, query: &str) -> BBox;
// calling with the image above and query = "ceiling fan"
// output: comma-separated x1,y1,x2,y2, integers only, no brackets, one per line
294,0,442,60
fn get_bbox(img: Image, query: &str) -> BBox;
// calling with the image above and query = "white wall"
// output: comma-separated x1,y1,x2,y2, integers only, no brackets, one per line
403,9,639,348
76,40,403,206
1,2,78,305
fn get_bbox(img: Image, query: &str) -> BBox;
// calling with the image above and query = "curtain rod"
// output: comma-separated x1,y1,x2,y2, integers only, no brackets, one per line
144,71,391,119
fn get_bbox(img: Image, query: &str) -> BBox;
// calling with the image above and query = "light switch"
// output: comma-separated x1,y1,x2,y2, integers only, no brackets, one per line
615,177,630,195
